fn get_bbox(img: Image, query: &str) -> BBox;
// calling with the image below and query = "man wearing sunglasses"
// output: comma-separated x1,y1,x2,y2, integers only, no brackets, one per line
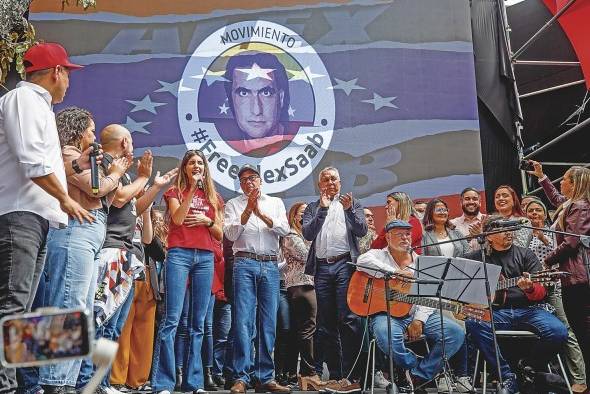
223,164,290,394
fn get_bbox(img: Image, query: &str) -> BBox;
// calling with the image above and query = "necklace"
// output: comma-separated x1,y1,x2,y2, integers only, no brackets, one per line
435,229,447,238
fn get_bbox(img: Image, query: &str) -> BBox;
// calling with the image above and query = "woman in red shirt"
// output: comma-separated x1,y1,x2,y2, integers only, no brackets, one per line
151,150,223,394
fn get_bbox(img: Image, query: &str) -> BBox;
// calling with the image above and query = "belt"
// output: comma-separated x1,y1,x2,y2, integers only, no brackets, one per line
235,251,277,262
317,252,351,264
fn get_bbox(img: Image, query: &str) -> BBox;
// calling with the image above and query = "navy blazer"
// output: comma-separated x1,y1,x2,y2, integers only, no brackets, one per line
302,198,368,276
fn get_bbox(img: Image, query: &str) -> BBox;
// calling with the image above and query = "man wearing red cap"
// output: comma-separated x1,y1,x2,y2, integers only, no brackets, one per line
0,42,92,394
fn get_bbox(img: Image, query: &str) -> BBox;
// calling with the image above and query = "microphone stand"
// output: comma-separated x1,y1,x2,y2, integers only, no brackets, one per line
417,226,524,394
349,262,444,394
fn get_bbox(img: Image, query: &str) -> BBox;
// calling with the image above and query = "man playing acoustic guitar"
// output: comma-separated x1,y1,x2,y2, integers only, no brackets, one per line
464,215,567,394
355,219,465,393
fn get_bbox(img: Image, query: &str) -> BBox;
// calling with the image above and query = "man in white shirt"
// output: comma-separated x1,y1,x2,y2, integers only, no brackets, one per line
0,42,92,393
302,167,367,393
357,219,464,394
224,164,291,394
450,187,486,251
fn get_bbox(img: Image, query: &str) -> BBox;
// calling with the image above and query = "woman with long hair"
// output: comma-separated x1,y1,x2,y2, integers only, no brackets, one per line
281,202,326,390
371,191,423,253
37,107,130,392
151,150,223,394
525,200,587,393
528,161,590,387
493,185,532,248
421,198,470,258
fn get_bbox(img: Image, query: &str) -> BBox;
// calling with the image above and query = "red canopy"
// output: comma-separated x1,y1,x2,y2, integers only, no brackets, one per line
543,0,590,89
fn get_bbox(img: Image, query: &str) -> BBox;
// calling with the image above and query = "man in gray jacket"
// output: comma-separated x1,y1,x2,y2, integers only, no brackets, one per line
302,167,367,393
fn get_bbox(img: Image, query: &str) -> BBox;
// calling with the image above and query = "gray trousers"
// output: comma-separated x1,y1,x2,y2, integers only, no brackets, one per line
547,285,587,385
0,212,49,394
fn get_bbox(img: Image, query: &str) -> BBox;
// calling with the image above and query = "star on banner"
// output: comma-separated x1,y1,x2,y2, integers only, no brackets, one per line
126,95,166,114
191,67,229,86
236,63,275,81
218,102,230,115
362,93,398,111
154,79,195,97
122,116,151,135
329,78,365,96
288,66,324,84
288,105,296,118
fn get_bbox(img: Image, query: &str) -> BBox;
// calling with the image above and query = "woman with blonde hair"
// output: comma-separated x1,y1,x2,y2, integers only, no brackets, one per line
528,161,590,388
371,191,423,252
151,149,224,394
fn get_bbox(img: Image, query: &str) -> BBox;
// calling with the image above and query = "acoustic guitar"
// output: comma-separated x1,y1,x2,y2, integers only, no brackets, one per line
347,269,566,321
492,269,567,307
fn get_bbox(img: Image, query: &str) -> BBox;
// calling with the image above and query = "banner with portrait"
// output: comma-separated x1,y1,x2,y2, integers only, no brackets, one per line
30,0,483,210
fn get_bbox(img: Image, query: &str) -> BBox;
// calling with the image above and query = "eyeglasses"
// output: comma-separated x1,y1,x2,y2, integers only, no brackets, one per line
239,174,260,183
390,232,412,239
434,208,449,213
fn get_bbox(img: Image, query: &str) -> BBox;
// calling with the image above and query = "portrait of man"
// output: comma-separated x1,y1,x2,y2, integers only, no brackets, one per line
221,51,292,156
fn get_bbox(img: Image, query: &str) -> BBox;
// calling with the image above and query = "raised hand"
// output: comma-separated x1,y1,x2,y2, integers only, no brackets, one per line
154,168,178,188
137,150,153,178
109,156,132,177
386,203,397,222
527,160,544,179
319,190,331,208
246,188,260,213
77,144,103,170
339,192,353,210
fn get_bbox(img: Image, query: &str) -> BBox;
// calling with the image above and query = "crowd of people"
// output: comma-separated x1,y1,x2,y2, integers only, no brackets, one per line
1,42,590,394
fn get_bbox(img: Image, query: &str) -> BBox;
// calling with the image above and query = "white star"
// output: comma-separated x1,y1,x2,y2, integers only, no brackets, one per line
126,95,166,114
236,63,275,81
218,102,230,115
362,93,398,111
288,105,296,118
191,67,229,86
154,79,195,97
329,78,365,96
122,116,151,135
288,66,325,85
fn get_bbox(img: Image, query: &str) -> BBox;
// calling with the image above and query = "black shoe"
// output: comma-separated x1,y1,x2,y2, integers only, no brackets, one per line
43,386,77,394
212,374,226,388
175,367,183,391
204,367,219,391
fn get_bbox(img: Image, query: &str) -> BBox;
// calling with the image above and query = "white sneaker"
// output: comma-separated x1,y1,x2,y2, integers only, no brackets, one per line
455,376,473,393
436,376,454,393
105,387,125,394
155,391,171,394
196,390,208,394
373,371,390,389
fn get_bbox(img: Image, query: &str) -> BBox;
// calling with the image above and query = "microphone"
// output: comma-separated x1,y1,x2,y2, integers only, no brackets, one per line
90,142,100,195
197,178,204,190
489,218,528,228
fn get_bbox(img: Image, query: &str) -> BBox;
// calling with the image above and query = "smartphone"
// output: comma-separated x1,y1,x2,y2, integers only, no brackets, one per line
519,160,534,171
0,308,92,367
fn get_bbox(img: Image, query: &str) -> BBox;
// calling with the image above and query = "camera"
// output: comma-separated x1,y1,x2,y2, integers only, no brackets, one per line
519,160,534,172
0,308,92,367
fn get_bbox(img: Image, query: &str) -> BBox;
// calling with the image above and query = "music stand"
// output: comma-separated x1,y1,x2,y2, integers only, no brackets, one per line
403,256,502,393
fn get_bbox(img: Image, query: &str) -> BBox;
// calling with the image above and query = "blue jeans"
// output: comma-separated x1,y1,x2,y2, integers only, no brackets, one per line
213,300,231,377
370,312,464,381
466,306,568,379
314,260,361,380
0,212,48,393
39,210,107,387
230,257,280,385
202,293,215,368
151,248,214,392
174,288,190,369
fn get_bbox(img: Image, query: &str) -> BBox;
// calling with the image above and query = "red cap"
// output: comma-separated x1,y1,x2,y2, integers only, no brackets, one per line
23,43,83,73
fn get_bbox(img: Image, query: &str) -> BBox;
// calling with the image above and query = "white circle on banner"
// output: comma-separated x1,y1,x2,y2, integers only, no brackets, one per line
178,20,335,193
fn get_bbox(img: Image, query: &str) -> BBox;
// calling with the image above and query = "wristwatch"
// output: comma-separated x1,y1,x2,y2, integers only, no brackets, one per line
71,159,83,174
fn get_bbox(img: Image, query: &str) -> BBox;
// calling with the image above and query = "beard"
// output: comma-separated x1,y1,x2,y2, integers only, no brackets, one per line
462,204,480,216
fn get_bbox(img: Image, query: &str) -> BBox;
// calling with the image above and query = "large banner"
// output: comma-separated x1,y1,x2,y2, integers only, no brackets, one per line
30,0,483,209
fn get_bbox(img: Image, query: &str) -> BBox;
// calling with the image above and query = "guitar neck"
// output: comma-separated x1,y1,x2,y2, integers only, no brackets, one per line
496,277,521,291
389,291,461,314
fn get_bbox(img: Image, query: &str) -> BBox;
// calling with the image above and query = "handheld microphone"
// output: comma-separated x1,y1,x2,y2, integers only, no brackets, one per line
90,142,100,195
197,178,204,190
489,218,528,228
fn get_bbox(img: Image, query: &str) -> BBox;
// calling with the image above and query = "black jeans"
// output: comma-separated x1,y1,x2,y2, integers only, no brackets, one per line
288,285,317,376
562,284,590,385
0,212,49,393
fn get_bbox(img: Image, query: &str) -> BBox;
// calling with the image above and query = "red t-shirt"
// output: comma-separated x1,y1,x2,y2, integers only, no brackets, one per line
371,215,423,254
164,187,224,252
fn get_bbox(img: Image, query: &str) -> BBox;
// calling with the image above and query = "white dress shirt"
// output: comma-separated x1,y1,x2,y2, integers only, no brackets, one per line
315,197,350,258
0,81,68,227
224,193,290,255
356,248,434,323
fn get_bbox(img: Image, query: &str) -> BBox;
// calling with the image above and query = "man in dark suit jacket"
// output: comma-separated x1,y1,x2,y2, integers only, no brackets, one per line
302,166,367,393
